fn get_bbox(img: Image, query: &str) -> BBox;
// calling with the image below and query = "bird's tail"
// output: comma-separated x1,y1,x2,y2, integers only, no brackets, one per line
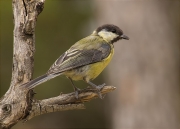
21,74,59,90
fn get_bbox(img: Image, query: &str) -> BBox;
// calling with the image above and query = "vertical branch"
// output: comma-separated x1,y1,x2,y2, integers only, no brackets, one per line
22,0,27,16
0,0,44,128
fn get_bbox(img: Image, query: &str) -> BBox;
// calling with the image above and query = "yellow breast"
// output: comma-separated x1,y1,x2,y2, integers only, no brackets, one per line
64,44,114,81
84,46,114,81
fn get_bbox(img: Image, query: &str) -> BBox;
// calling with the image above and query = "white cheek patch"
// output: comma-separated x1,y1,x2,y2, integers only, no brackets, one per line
98,30,118,42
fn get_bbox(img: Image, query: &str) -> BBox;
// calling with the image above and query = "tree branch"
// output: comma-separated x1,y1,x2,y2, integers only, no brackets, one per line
0,0,45,128
0,0,116,128
25,86,116,121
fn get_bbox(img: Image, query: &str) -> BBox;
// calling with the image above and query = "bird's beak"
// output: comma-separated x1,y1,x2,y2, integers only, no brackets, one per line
121,34,129,40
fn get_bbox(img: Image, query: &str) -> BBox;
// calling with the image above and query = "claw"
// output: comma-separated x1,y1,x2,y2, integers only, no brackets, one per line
97,83,106,91
75,90,79,99
96,83,106,99
97,92,103,99
68,77,81,99
86,81,106,99
74,87,81,99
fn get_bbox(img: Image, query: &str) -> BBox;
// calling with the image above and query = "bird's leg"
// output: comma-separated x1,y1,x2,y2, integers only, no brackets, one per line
86,81,106,99
68,77,80,99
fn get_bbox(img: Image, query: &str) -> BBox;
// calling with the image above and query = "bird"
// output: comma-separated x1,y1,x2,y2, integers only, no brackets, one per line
21,24,129,99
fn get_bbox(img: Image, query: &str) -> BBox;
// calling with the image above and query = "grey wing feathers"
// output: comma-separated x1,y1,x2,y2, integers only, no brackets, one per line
47,43,111,75
48,52,66,70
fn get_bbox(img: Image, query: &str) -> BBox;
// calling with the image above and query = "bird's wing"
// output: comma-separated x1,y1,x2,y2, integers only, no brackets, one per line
47,41,111,75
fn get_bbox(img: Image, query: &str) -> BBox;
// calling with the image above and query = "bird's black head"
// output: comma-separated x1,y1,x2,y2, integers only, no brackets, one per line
96,24,129,43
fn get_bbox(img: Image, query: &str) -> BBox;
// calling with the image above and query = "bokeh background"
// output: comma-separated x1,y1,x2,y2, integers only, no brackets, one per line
1,0,180,129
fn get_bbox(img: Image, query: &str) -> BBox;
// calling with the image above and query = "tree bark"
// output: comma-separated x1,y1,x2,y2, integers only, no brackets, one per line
0,0,116,128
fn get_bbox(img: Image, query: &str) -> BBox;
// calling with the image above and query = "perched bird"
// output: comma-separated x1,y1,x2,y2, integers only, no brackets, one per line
21,24,129,99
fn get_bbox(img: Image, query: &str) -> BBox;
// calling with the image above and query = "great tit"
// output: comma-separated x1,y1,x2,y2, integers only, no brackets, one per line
22,24,129,99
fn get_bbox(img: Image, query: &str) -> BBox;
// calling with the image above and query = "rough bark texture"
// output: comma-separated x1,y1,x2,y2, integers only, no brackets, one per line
0,0,116,129
0,0,44,128
25,86,115,121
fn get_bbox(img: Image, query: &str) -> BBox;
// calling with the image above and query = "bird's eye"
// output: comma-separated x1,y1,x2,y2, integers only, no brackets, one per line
112,29,116,33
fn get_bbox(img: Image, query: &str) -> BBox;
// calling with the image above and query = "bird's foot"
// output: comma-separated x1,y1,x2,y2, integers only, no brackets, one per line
97,83,106,91
74,87,81,99
96,83,106,99
86,81,106,99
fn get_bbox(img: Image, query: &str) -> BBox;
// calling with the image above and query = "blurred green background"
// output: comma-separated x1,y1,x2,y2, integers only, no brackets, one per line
1,0,180,129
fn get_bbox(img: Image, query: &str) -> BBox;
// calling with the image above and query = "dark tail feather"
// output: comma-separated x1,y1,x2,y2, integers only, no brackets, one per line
21,74,56,90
